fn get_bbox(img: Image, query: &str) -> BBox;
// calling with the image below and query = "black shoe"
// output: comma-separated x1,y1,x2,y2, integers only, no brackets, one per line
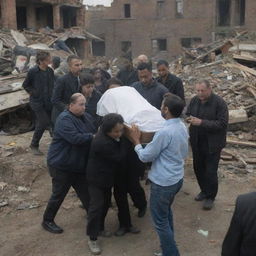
138,206,147,218
194,192,206,201
42,220,63,234
115,226,140,236
203,199,214,210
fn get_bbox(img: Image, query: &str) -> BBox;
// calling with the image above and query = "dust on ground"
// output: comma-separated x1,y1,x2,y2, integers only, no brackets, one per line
1,132,256,256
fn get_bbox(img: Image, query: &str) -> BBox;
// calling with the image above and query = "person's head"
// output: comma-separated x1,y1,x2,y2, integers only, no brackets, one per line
36,51,51,69
91,68,102,81
80,74,95,98
68,93,86,116
101,113,124,140
52,56,61,70
123,58,133,70
137,62,153,86
195,80,212,102
107,77,123,90
161,93,185,119
137,54,149,64
157,60,169,78
67,55,82,76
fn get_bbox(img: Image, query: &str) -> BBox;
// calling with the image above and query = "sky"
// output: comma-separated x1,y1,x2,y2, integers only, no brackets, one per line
84,0,113,6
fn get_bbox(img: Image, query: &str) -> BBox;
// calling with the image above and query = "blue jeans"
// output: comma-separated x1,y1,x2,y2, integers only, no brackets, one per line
150,179,183,256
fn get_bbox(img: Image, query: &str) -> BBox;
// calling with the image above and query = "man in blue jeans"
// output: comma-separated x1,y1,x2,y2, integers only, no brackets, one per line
128,93,188,256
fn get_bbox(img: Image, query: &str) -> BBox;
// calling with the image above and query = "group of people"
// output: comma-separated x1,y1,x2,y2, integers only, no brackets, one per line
22,50,255,256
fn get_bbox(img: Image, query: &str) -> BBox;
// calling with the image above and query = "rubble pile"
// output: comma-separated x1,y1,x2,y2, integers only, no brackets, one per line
170,31,256,171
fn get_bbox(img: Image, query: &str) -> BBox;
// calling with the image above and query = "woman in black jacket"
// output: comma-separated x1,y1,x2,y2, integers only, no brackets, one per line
86,113,139,255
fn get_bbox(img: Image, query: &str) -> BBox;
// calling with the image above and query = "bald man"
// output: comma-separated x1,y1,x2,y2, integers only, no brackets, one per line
42,93,96,234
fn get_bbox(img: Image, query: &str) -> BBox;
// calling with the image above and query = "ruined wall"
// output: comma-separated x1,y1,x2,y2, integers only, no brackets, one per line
87,0,256,60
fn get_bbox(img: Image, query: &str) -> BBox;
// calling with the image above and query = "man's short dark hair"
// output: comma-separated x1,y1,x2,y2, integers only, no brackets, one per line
162,93,185,118
137,62,152,72
107,77,123,89
80,74,95,86
157,60,169,67
67,55,81,64
101,113,124,135
36,51,50,64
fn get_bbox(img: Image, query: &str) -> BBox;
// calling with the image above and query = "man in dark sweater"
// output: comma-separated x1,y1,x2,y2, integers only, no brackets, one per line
116,59,138,86
132,62,168,109
156,60,185,101
42,93,96,234
51,55,83,125
22,51,54,155
186,80,228,210
222,192,256,256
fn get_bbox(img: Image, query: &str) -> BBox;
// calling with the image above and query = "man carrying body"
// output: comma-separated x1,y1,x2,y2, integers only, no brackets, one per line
128,93,188,256
22,51,54,155
42,93,96,234
186,80,228,210
132,62,168,109
51,55,83,124
156,60,185,101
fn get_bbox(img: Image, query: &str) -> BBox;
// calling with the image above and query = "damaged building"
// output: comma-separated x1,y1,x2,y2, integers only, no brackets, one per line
86,0,256,60
0,0,103,59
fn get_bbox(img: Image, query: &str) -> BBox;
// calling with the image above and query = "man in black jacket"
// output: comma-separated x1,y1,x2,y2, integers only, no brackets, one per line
116,59,138,86
22,51,54,155
132,62,168,110
51,55,83,125
222,192,256,256
186,80,228,210
42,93,96,234
156,60,185,101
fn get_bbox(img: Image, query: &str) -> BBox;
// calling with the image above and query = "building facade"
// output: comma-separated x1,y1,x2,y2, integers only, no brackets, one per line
86,0,256,60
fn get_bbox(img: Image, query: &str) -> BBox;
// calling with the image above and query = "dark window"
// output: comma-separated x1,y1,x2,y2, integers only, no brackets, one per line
158,39,167,51
156,0,165,17
175,0,184,18
16,7,27,29
124,4,131,18
217,0,231,26
234,0,246,25
181,37,202,48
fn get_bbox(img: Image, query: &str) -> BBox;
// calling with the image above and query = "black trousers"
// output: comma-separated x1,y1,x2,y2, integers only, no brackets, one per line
86,185,112,238
43,168,90,221
31,109,51,147
192,143,221,200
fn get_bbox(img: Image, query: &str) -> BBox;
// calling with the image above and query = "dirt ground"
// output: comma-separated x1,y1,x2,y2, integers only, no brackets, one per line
1,132,256,256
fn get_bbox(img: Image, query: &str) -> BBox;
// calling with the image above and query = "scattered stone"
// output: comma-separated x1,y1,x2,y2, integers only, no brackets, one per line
0,199,9,207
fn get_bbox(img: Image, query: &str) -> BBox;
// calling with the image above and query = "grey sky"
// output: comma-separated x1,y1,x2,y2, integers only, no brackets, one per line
84,0,113,6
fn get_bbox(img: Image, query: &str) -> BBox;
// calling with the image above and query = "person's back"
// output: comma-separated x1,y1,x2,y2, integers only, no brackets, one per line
222,192,256,256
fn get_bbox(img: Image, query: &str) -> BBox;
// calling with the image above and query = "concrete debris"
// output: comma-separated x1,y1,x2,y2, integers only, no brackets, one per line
17,202,40,210
0,199,8,207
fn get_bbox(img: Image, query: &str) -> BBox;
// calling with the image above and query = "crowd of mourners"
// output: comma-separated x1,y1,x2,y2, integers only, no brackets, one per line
22,51,256,256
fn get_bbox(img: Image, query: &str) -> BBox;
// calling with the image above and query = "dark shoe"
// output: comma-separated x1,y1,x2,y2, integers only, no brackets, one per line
203,199,214,210
42,220,63,234
115,226,140,236
30,145,43,156
138,206,147,218
194,192,206,201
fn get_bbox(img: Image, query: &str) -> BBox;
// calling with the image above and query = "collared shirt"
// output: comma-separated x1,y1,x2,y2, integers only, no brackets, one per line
135,118,189,186
132,79,168,109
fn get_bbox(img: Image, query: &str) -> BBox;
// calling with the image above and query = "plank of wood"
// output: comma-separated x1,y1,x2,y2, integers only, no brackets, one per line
245,158,256,164
227,138,256,147
224,63,256,76
233,54,256,63
0,90,29,112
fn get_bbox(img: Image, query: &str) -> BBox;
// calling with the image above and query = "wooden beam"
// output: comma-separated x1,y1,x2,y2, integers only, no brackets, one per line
227,138,256,147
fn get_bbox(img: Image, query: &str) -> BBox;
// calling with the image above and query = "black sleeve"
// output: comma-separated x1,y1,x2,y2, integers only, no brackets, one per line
221,197,242,256
51,77,66,112
22,69,34,94
175,78,185,101
200,99,228,131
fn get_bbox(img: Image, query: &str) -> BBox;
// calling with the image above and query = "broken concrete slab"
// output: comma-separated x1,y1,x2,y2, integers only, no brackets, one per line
229,109,248,124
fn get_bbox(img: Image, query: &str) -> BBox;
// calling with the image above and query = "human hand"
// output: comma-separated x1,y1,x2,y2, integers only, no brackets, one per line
127,124,141,145
187,116,202,126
